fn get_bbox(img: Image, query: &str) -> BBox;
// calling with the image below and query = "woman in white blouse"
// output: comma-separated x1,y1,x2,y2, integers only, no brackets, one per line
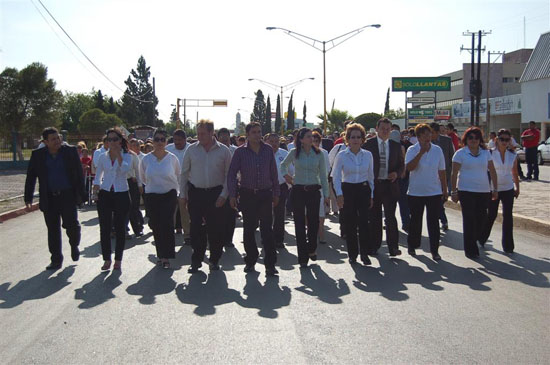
331,123,374,265
139,129,181,269
451,127,498,259
479,129,520,253
405,124,448,261
93,128,132,271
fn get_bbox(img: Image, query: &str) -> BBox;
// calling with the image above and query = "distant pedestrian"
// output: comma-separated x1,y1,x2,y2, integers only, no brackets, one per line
430,122,455,231
24,127,86,270
139,129,181,269
479,129,520,253
217,128,238,248
446,123,460,151
93,128,132,271
451,127,498,259
521,121,540,180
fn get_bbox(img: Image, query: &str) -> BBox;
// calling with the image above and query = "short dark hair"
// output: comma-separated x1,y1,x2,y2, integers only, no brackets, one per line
173,129,187,139
377,117,392,128
153,129,168,138
461,127,486,149
313,127,323,135
429,122,440,132
217,128,230,137
415,123,433,137
447,123,455,131
529,121,536,125
42,127,59,141
392,124,401,131
245,122,261,134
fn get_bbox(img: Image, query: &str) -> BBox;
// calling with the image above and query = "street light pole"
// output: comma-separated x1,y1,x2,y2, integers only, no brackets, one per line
267,24,381,135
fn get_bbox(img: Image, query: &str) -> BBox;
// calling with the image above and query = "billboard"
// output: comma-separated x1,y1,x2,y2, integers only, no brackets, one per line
392,77,451,92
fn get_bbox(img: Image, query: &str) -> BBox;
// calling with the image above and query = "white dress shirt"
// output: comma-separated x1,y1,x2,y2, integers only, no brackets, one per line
166,143,189,165
139,151,181,194
93,146,107,169
180,140,232,199
331,147,375,198
328,143,346,170
93,151,132,192
452,147,493,193
274,148,294,185
126,152,142,186
491,149,516,192
377,136,390,179
405,143,446,196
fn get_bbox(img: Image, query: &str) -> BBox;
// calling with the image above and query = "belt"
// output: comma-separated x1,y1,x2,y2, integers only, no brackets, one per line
240,187,272,194
343,181,370,187
49,189,71,196
294,184,321,191
188,183,222,192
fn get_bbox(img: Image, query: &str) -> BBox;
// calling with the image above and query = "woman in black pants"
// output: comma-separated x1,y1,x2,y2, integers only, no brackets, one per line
280,128,330,268
479,129,520,253
139,130,181,269
331,123,374,266
93,128,131,271
451,127,498,259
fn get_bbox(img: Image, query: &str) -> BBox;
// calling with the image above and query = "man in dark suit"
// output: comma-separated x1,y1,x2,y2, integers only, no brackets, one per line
25,127,86,270
362,118,404,256
430,122,455,231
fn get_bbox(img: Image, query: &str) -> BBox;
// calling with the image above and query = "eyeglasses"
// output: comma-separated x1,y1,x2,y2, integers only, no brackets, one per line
153,137,166,143
467,135,480,140
107,137,120,142
498,137,510,142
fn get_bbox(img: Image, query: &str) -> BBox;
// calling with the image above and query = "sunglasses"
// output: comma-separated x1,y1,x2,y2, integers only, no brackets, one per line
498,137,510,142
467,135,480,140
153,137,166,143
107,137,120,142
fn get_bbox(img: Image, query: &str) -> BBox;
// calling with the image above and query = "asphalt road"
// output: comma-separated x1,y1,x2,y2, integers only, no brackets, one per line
0,206,549,364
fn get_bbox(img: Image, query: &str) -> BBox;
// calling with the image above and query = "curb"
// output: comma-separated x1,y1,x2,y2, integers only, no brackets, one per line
0,203,39,223
444,201,550,236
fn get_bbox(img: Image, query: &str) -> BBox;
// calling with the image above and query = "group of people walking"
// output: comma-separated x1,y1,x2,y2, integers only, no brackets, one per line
24,116,525,274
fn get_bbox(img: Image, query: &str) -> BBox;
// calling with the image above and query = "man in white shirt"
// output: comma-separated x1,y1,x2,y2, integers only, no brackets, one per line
216,128,238,248
92,136,109,174
127,138,144,237
181,120,232,273
166,129,191,243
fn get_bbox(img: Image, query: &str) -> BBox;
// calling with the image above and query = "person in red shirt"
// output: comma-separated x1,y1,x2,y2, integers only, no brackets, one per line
80,148,92,176
446,123,460,151
521,121,540,180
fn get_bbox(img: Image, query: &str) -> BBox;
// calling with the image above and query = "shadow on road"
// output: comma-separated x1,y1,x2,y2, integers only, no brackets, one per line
0,266,75,308
126,263,176,304
236,273,291,318
175,271,241,316
74,271,122,309
295,264,350,304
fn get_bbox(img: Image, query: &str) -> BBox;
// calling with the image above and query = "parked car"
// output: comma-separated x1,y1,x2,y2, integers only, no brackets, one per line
516,136,550,164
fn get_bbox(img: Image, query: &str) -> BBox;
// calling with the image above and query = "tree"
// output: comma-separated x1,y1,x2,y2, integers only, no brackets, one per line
316,108,352,133
354,112,383,131
106,97,117,114
94,89,105,111
61,91,94,132
250,89,266,124
274,94,282,134
286,91,295,131
384,87,390,116
119,56,160,127
263,95,272,135
385,108,406,120
302,101,307,127
79,108,123,133
0,62,63,160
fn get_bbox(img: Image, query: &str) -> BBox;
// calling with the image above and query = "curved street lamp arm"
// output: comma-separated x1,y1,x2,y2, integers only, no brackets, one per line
282,77,315,91
249,78,281,91
325,24,381,52
267,27,324,52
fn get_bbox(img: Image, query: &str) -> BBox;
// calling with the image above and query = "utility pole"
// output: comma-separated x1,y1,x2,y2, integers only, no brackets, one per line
461,30,490,126
486,51,505,133
176,98,181,130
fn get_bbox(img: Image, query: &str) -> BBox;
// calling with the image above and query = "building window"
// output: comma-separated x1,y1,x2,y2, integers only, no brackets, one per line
451,79,463,86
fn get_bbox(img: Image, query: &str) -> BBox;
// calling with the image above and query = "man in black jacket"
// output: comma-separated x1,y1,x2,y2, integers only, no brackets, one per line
362,118,405,256
25,127,86,270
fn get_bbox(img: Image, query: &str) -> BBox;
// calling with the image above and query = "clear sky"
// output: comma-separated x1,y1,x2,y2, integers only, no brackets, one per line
1,0,549,130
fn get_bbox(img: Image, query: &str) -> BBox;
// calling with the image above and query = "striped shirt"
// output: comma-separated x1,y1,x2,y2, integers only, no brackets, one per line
227,141,280,198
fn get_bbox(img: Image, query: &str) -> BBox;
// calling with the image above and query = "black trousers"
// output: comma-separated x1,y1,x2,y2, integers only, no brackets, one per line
458,191,490,257
144,190,177,259
272,183,289,243
43,191,81,264
291,186,321,265
221,199,237,245
525,146,539,179
342,182,371,261
407,195,441,254
240,188,276,268
369,180,399,253
188,185,224,266
480,189,515,252
127,178,144,235
97,190,130,261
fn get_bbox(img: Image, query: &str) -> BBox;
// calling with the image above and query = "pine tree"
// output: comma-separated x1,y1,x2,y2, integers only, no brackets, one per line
286,91,294,131
384,87,390,116
251,89,266,124
263,95,272,135
94,89,105,111
106,96,117,114
275,95,282,134
303,101,307,127
119,56,160,127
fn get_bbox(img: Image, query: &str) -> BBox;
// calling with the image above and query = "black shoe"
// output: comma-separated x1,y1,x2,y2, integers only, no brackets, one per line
432,253,442,261
275,241,285,249
367,249,378,256
187,265,200,273
71,246,80,262
466,253,479,259
244,263,255,273
46,262,62,270
224,242,235,248
389,249,402,257
477,240,485,248
340,232,346,239
184,238,192,246
135,231,144,237
309,254,317,261
300,263,308,269
266,267,279,276
209,262,220,271
402,225,409,233
361,256,372,266
504,249,514,254
348,258,357,265
441,223,448,231
408,248,416,256
319,240,327,245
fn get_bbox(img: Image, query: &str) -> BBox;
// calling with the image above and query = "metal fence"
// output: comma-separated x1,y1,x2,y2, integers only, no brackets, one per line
0,134,41,162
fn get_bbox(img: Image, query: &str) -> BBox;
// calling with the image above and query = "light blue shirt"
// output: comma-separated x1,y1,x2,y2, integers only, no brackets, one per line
280,147,329,197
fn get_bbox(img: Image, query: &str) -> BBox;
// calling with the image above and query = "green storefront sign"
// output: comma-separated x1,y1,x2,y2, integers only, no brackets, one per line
392,77,451,92
408,108,435,119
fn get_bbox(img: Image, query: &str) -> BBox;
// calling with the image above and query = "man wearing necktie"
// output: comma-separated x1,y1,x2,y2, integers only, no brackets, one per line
362,118,405,256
